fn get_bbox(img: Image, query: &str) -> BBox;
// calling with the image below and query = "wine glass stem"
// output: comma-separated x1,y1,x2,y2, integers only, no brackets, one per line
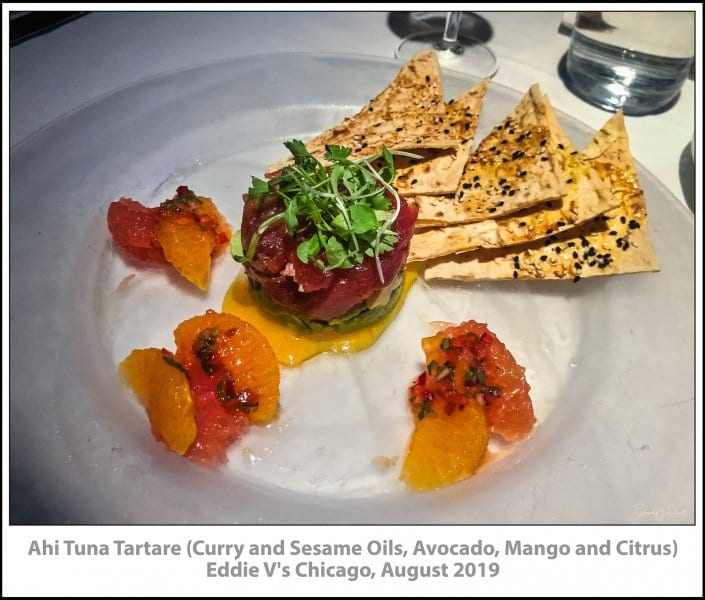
436,11,463,53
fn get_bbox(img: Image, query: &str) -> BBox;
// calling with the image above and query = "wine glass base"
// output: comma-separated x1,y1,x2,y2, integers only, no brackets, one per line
395,31,498,79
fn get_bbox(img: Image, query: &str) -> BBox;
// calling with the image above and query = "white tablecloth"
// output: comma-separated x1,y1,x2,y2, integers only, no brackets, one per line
10,10,695,209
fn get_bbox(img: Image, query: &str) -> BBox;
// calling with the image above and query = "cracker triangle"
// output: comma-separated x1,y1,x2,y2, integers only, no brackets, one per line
394,79,489,197
300,111,458,160
267,51,450,171
364,49,446,116
408,151,616,262
423,111,659,281
412,84,568,226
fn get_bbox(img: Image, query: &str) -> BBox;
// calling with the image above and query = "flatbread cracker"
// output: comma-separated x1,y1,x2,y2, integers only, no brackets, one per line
267,51,447,171
412,84,568,226
541,93,573,150
409,124,615,262
423,111,658,281
299,111,458,160
365,50,445,116
394,79,489,197
408,150,615,262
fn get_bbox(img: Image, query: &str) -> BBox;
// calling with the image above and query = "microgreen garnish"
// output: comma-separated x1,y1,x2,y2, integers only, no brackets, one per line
162,355,187,375
463,366,486,386
230,230,245,262
231,141,421,283
161,186,202,213
418,398,433,421
248,177,270,200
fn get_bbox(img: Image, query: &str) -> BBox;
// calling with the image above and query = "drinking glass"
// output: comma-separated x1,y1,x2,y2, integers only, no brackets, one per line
395,11,498,78
566,11,694,115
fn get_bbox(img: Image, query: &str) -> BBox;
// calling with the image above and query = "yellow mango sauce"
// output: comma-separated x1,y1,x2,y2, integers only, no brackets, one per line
222,269,418,366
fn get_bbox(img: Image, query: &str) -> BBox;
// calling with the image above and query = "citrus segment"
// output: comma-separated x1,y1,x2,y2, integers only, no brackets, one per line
435,321,535,441
157,189,231,290
118,348,197,455
174,311,280,424
107,198,167,265
401,397,489,491
182,367,250,467
191,196,232,256
108,187,231,289
157,215,215,290
402,319,534,490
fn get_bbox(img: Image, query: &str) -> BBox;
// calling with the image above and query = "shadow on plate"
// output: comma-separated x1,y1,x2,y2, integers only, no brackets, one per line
556,52,681,117
10,472,70,524
387,11,493,44
678,143,695,213
10,11,88,46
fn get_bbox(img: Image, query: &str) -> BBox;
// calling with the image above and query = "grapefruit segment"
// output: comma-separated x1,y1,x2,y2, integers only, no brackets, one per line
181,366,250,467
107,198,167,265
435,321,535,441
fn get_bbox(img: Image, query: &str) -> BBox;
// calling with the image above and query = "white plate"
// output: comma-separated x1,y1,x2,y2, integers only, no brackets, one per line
10,53,694,524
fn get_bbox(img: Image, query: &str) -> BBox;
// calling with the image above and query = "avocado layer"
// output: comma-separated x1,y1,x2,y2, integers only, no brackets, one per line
248,273,405,334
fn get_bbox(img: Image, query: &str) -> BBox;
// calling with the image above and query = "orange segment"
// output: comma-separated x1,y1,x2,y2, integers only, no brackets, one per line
192,197,231,257
401,398,489,491
157,215,215,290
174,311,280,424
157,188,231,290
118,348,197,455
